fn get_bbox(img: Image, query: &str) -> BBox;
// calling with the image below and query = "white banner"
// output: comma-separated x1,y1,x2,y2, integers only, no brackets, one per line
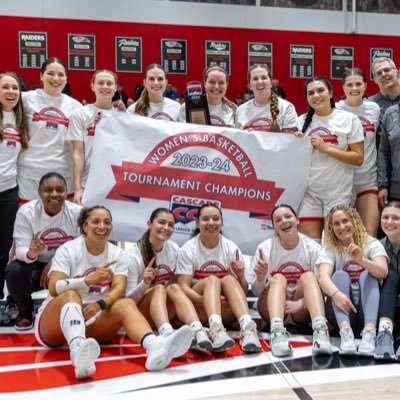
83,112,312,255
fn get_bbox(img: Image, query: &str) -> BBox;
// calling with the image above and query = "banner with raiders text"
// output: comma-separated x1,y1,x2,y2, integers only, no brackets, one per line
83,113,312,255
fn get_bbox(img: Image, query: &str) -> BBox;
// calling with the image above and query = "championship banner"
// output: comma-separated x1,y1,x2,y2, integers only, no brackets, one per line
83,113,312,255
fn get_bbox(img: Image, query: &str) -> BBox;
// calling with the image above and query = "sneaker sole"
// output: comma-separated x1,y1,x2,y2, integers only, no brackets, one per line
73,338,100,380
357,350,374,357
146,326,192,371
194,340,213,352
241,342,262,353
312,346,333,356
212,338,235,353
339,349,357,356
15,324,33,331
374,353,396,361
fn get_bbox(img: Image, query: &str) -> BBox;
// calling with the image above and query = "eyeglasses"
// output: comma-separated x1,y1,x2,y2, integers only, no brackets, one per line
374,67,395,78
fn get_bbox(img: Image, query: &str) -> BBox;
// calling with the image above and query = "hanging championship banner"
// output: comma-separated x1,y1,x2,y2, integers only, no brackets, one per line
330,46,354,80
161,39,187,74
248,42,273,74
19,31,47,69
115,36,142,73
83,114,312,255
206,41,231,75
290,44,314,79
68,34,96,71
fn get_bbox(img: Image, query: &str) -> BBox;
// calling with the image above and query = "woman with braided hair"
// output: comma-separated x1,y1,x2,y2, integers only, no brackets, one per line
127,63,180,121
296,77,364,241
235,64,297,133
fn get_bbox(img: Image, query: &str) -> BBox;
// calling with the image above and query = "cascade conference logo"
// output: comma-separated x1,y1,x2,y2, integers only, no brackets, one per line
106,132,284,219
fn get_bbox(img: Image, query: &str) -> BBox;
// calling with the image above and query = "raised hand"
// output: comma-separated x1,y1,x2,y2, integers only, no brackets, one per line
254,248,268,281
230,249,245,278
143,257,157,285
85,260,116,286
345,236,363,263
27,231,46,260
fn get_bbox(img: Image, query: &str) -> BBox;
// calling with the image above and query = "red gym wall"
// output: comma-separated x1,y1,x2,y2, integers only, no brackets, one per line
1,15,399,114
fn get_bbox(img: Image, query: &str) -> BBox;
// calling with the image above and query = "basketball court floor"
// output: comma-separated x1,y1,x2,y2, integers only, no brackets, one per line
1,320,400,400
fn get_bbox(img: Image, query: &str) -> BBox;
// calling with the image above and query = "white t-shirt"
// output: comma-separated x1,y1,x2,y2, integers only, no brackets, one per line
235,98,298,132
0,111,22,192
318,236,387,304
50,235,129,303
297,108,364,198
176,234,244,284
250,233,322,299
336,100,379,186
178,102,235,127
127,97,180,121
18,89,82,180
125,240,179,302
66,104,119,187
13,199,81,263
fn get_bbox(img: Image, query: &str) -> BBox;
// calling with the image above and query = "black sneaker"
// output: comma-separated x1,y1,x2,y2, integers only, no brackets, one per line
15,315,33,331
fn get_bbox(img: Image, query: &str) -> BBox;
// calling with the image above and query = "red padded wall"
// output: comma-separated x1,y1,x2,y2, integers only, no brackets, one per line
1,15,399,114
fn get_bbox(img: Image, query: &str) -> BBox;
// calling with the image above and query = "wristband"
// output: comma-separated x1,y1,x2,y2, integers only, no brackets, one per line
96,299,107,310
332,289,340,299
55,277,88,295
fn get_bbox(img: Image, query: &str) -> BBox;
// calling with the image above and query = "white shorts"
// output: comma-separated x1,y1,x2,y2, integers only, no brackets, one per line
298,190,352,221
34,297,54,348
353,169,378,199
18,176,73,204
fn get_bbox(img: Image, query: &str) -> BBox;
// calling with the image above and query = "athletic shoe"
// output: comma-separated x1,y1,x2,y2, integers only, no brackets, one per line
0,306,10,326
4,297,18,323
357,328,376,357
15,314,33,331
270,327,292,357
312,323,333,355
209,323,235,352
395,344,400,361
339,326,357,355
374,327,395,360
145,325,192,371
70,338,100,380
191,328,213,352
240,321,262,353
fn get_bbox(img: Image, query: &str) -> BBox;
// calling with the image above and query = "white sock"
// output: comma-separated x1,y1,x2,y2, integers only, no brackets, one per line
312,316,327,330
270,318,284,332
208,314,222,328
158,322,173,337
190,320,203,333
379,319,393,333
60,302,85,346
239,314,252,330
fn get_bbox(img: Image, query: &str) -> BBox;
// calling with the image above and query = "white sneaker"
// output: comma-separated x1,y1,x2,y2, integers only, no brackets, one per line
270,327,292,357
358,328,376,357
70,338,100,380
240,321,262,353
145,325,192,371
209,323,235,352
312,324,332,355
339,326,357,355
191,328,213,352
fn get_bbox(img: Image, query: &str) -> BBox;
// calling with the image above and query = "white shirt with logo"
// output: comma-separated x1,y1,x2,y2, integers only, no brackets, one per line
66,104,118,187
125,240,179,302
49,235,129,304
13,199,81,264
176,234,243,284
0,111,22,192
235,98,298,132
18,89,82,180
297,109,364,198
318,236,387,304
336,100,380,187
127,98,180,121
250,233,322,300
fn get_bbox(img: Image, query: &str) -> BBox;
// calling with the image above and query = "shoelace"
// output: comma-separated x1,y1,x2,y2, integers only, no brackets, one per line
376,328,393,346
340,327,354,341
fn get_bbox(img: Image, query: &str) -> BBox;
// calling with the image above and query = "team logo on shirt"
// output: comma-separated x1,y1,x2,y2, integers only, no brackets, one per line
308,127,338,144
211,115,229,127
194,261,229,280
2,124,21,148
154,264,174,285
342,261,365,283
87,126,96,136
40,228,74,251
358,116,376,135
244,117,272,132
151,112,174,121
77,266,112,293
32,107,69,128
271,262,305,283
